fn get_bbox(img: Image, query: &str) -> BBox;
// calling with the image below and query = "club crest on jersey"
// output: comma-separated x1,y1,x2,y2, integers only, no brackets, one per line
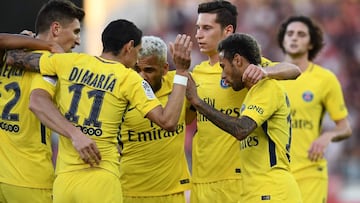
220,79,230,88
302,91,314,102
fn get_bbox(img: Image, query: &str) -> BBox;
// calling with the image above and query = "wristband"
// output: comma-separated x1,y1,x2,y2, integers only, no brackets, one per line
173,74,188,86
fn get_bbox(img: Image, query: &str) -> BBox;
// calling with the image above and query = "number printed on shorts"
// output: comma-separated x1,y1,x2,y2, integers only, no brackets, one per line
64,84,104,128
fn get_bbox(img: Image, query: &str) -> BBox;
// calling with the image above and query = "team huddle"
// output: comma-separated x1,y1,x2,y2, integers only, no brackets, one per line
0,0,351,203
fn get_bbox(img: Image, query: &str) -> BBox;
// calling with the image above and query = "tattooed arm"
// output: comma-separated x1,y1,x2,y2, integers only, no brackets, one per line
186,75,257,140
0,33,63,61
0,33,62,51
0,33,64,72
6,50,42,72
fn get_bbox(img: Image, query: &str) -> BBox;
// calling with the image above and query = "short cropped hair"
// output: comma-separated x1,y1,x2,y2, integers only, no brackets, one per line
198,0,238,32
35,0,85,34
277,15,324,61
218,33,261,65
101,19,142,56
139,36,167,66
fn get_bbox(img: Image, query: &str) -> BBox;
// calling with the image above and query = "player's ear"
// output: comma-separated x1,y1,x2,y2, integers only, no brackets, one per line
233,53,242,67
124,40,134,53
163,63,169,76
224,24,234,36
50,21,61,37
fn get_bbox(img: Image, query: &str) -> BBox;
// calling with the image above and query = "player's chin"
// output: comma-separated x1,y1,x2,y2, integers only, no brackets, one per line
231,84,242,91
198,45,208,52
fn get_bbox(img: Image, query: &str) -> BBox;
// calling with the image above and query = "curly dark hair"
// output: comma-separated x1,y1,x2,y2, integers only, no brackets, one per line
277,15,324,61
218,33,261,65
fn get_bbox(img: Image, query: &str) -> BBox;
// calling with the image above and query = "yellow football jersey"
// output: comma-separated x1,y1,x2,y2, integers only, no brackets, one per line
279,63,348,180
39,52,161,177
190,57,271,183
119,71,191,196
30,74,57,98
0,55,53,188
240,78,301,202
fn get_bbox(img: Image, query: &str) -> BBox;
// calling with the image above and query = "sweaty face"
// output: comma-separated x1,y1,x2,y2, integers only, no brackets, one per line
195,13,226,57
56,19,81,52
219,52,244,91
282,21,312,58
134,55,166,92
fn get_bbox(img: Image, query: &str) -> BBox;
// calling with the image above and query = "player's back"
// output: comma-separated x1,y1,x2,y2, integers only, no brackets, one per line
0,59,54,188
39,52,160,177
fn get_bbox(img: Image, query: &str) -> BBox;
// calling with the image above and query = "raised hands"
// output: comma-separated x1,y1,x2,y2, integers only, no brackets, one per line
169,34,193,73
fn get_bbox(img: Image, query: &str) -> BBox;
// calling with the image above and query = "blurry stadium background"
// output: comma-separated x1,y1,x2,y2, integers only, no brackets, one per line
1,0,359,202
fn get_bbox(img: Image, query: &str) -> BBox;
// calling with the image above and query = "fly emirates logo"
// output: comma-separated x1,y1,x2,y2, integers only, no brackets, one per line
127,122,185,142
198,97,241,122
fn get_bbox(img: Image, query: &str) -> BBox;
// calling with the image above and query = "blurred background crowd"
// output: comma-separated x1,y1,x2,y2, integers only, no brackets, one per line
1,0,359,202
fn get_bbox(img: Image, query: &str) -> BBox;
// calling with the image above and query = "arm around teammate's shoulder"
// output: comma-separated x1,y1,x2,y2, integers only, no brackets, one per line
264,62,301,80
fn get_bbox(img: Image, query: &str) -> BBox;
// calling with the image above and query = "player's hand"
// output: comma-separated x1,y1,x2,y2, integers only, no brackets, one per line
308,132,332,162
20,30,36,38
71,130,101,166
169,34,192,73
186,74,200,105
242,64,266,86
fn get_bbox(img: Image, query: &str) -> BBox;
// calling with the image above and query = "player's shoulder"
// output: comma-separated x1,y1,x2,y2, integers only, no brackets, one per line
192,60,210,71
260,56,273,67
311,63,337,79
257,77,280,88
164,70,176,81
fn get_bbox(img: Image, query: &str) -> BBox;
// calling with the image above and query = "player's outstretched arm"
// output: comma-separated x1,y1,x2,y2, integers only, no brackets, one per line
186,74,257,140
0,33,62,51
3,34,63,72
146,34,192,131
264,62,301,80
0,33,63,60
5,50,42,72
242,62,301,86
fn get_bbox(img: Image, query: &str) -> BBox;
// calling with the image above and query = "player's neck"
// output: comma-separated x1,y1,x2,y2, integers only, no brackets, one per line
284,54,309,72
36,33,52,42
100,52,120,62
207,52,219,66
